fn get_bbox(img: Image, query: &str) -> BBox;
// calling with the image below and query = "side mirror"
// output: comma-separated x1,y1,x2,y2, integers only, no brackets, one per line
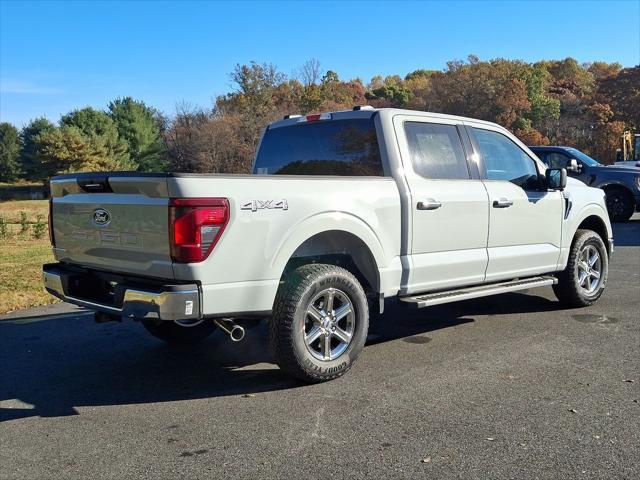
567,158,581,173
546,168,567,191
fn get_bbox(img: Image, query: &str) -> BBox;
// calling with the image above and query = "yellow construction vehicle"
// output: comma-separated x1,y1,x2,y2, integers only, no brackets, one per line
617,130,640,164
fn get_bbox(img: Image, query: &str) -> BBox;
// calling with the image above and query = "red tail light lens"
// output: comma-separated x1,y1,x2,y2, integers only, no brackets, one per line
169,198,229,263
48,198,56,247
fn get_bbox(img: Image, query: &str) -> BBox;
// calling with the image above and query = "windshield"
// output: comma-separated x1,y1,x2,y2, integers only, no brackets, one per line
565,148,600,167
253,118,384,176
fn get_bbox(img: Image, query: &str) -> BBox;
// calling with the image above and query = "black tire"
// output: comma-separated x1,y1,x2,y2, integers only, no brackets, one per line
553,229,608,307
142,319,216,345
604,186,635,222
270,264,369,383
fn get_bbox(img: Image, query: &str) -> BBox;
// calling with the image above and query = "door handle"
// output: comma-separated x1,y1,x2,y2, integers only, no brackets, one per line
493,197,513,208
417,199,442,210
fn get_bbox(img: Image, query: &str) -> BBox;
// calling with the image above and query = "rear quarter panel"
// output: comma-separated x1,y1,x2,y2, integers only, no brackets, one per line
168,175,402,315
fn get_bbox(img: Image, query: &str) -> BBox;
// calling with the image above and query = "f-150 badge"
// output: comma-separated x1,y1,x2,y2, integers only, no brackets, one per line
241,200,288,212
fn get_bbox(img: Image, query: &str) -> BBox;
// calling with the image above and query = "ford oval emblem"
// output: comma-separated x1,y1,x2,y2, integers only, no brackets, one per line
93,208,111,226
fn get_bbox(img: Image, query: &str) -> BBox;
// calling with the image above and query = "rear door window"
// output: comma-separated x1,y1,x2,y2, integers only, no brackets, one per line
404,122,470,180
253,118,383,176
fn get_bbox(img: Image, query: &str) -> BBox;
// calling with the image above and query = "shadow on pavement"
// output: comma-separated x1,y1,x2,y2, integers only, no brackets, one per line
0,290,564,422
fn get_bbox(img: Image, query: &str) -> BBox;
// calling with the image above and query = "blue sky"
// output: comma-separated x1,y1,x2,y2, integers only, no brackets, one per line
1,0,638,126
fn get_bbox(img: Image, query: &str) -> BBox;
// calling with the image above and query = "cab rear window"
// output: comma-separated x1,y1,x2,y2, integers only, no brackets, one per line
253,118,384,176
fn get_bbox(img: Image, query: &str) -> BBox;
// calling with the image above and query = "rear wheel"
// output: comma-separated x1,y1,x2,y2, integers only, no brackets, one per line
553,229,608,307
142,318,216,345
270,264,369,382
604,186,634,222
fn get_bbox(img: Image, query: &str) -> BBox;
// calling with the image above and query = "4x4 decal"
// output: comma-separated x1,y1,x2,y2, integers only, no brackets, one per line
241,199,288,212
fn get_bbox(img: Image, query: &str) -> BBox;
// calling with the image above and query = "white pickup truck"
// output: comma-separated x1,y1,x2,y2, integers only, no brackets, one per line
44,107,613,382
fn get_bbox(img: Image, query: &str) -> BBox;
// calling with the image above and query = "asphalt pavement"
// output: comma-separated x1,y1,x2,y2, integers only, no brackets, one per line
1,217,639,479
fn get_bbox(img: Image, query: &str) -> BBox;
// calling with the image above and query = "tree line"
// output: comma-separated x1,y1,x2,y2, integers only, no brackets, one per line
1,56,638,182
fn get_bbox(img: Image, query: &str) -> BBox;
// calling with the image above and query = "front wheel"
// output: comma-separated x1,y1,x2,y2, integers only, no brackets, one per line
270,264,369,382
553,229,608,307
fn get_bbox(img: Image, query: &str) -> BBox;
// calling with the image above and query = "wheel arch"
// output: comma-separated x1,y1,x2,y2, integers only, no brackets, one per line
278,229,381,296
576,215,611,255
599,181,636,202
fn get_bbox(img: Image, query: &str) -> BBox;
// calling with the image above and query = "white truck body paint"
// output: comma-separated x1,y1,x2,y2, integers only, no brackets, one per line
47,108,612,318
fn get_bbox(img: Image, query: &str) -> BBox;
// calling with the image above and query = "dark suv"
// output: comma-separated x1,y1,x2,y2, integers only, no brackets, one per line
530,146,640,222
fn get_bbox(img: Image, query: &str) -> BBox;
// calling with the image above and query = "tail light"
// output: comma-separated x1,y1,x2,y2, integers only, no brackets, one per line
169,198,229,263
48,198,56,247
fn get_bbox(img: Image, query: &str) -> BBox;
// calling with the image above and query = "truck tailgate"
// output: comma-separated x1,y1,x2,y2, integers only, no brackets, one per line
50,174,174,279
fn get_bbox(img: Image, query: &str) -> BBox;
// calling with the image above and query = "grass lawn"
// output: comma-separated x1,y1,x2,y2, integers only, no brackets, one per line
0,199,58,314
0,199,49,223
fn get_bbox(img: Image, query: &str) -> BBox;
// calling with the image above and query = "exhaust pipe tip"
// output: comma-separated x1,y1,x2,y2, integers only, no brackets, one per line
230,325,245,342
213,318,245,342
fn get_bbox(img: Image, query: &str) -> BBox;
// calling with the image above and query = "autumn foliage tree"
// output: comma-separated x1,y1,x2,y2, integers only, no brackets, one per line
2,56,637,181
159,57,636,173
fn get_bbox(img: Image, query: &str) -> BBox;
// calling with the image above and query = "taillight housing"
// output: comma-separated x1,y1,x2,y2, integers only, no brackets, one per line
48,198,56,247
169,198,229,263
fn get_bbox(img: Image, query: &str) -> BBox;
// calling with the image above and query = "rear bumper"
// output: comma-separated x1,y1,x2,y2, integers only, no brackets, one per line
43,263,201,321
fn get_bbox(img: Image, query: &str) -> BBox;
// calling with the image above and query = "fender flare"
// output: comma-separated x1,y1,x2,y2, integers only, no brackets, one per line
569,203,612,241
597,181,635,195
558,203,612,269
269,211,386,279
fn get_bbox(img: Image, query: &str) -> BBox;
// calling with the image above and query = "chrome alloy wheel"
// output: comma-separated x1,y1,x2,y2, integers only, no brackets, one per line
577,244,602,294
303,287,355,361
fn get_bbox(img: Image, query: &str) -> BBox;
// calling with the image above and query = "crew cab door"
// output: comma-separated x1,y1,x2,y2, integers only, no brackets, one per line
466,123,563,281
393,115,489,293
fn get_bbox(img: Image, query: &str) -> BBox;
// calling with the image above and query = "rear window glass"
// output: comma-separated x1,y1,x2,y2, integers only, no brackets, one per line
253,118,384,176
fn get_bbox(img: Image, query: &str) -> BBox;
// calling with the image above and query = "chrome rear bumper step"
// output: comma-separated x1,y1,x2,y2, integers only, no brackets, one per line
43,263,201,321
399,276,558,309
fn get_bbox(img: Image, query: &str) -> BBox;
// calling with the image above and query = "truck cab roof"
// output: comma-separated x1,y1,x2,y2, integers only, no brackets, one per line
268,107,503,131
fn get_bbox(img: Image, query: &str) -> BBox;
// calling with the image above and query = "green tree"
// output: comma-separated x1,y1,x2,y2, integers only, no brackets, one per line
321,70,340,84
19,117,56,180
37,125,134,176
0,123,21,181
366,84,412,106
60,107,133,168
522,64,561,127
404,69,437,81
108,97,167,171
